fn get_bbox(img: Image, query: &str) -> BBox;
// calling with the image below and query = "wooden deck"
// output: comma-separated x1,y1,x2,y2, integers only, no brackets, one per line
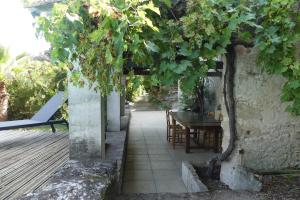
0,130,69,200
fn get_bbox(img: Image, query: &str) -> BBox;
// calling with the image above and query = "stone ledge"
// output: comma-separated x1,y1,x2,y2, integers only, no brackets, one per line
20,110,131,200
20,160,116,200
181,161,208,193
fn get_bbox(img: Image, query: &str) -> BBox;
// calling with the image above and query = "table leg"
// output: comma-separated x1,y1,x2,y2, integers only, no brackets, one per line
185,127,190,153
214,127,219,153
172,117,176,149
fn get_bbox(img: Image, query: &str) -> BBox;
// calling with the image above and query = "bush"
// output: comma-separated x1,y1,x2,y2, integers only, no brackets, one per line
1,56,67,120
126,74,144,102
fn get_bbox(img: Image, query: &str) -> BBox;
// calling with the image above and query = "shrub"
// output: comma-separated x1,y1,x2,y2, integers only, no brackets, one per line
125,74,144,102
1,56,67,120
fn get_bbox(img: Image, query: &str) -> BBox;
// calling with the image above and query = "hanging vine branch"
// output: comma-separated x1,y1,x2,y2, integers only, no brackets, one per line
207,44,237,176
220,44,237,162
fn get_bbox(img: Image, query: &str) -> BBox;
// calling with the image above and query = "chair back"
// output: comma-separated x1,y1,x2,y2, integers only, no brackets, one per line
166,109,171,125
31,92,67,122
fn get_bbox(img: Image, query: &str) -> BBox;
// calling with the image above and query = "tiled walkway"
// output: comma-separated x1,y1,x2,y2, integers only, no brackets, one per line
123,110,217,194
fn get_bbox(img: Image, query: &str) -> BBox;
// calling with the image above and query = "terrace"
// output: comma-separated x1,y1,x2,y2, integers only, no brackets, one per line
0,129,68,199
0,0,299,199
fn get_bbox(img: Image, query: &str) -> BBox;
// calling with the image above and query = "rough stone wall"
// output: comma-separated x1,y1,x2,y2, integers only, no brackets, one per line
219,45,300,190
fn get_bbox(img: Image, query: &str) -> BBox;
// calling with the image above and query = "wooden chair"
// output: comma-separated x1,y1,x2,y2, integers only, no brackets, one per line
195,128,222,153
166,109,185,148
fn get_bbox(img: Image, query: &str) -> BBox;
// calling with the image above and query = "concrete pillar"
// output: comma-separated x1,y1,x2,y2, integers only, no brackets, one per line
107,89,121,131
120,76,126,116
68,75,105,160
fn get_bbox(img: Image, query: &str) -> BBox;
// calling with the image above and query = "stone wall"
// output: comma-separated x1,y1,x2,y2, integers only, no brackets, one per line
219,45,300,190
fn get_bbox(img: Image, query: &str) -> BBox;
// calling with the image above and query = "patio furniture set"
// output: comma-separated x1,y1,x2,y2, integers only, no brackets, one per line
166,109,223,153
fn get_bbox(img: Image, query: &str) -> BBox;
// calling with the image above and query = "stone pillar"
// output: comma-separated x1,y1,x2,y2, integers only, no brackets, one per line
120,76,126,116
69,79,106,160
107,89,121,131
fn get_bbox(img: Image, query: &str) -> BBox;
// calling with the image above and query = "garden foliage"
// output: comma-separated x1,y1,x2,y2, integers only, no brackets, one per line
0,56,67,120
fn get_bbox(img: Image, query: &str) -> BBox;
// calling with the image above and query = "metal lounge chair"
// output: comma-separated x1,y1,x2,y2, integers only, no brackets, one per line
0,91,68,133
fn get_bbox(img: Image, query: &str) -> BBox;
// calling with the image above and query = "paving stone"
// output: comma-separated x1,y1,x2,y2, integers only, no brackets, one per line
153,169,181,181
123,181,156,193
125,170,154,181
151,161,178,170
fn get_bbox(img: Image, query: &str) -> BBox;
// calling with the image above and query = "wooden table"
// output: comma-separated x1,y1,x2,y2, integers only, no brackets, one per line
170,111,222,153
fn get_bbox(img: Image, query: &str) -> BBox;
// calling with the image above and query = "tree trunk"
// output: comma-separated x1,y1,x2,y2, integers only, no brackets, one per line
0,81,8,121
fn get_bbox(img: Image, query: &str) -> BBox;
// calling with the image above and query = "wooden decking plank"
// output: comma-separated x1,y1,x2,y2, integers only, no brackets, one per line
0,131,46,148
0,134,67,169
0,131,69,199
10,154,69,200
0,146,68,191
0,135,63,163
0,139,68,185
0,137,68,177
0,132,62,155
0,148,69,199
0,130,31,140
0,132,52,155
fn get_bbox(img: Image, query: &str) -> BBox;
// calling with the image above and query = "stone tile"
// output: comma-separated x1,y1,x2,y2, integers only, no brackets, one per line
125,158,151,165
152,169,181,181
126,109,219,194
126,155,149,162
129,144,148,149
147,144,169,150
128,138,146,145
151,161,178,170
149,154,173,161
155,180,187,193
127,148,148,155
145,139,163,145
125,170,154,181
148,148,169,155
123,181,157,193
128,135,144,139
126,161,152,170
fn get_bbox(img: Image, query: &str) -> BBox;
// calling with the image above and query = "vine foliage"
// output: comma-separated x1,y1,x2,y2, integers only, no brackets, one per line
38,0,300,115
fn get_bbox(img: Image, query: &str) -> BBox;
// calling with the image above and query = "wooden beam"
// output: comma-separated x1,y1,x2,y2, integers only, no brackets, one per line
123,68,150,75
216,61,223,70
124,61,223,76
207,71,222,77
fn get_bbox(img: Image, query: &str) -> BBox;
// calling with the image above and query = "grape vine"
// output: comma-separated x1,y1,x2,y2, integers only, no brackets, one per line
37,0,300,115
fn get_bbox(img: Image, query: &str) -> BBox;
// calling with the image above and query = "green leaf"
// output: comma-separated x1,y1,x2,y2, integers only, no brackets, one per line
288,80,300,89
143,2,160,15
90,29,108,42
174,60,192,74
160,0,172,8
105,48,113,64
204,24,215,35
144,41,160,53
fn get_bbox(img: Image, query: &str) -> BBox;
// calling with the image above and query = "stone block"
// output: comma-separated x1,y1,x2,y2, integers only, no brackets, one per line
181,161,208,193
